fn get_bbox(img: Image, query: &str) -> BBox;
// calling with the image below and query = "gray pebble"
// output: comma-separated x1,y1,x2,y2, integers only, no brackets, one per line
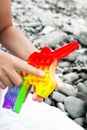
64,96,87,118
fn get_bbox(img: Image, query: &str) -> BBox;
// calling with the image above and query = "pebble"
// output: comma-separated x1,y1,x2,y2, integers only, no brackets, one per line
64,96,87,118
63,72,79,83
40,25,55,34
59,83,78,96
78,31,87,46
0,0,87,129
52,91,66,102
33,30,69,48
56,102,65,112
74,117,85,126
77,83,87,94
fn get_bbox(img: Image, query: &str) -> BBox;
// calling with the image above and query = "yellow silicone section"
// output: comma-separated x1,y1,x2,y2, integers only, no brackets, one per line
29,61,57,98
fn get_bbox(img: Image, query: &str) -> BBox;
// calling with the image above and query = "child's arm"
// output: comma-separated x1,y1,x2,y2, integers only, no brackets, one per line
0,0,45,100
0,0,63,102
0,0,38,60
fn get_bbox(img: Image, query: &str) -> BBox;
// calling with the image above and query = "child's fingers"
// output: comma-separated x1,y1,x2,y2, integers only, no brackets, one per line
15,59,45,77
32,93,43,102
4,67,22,86
0,69,14,88
55,74,64,89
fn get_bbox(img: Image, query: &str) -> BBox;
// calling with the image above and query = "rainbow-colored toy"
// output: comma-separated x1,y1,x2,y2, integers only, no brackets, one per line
3,41,79,113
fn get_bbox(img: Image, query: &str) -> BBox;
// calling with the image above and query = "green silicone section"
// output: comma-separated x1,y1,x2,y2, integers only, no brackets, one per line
13,76,31,113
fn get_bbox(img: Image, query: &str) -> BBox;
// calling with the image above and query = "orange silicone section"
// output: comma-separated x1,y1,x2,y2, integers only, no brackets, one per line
29,60,57,98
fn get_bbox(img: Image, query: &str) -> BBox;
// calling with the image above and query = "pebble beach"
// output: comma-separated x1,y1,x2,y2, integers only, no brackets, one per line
0,0,87,129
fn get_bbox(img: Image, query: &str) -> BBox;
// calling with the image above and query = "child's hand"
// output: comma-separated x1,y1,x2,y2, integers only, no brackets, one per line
32,74,64,102
0,52,45,89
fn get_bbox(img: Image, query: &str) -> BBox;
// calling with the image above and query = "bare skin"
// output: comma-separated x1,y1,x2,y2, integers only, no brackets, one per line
0,0,63,102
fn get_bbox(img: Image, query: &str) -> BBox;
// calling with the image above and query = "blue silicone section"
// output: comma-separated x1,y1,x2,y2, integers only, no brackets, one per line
3,86,21,109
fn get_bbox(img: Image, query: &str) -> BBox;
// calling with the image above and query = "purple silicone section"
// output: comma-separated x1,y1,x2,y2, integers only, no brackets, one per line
3,86,21,109
3,98,15,109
